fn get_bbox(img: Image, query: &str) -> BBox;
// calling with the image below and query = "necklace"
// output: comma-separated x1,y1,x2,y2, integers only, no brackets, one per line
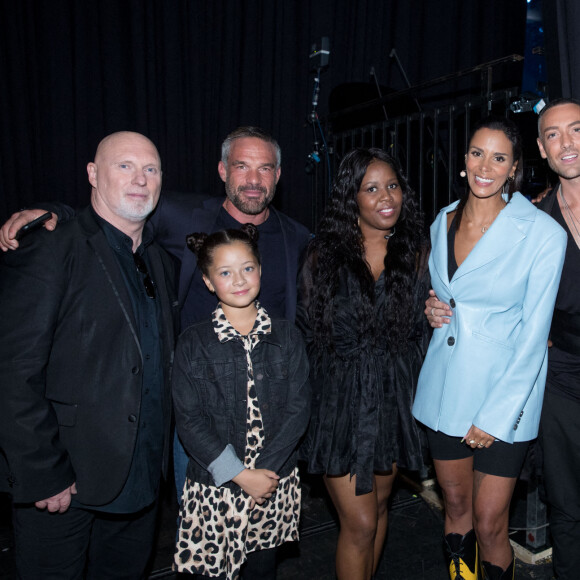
384,227,396,240
559,184,580,239
464,203,505,234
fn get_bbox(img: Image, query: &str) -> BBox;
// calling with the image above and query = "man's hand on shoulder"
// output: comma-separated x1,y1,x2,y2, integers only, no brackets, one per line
35,483,77,513
425,289,452,328
0,209,58,252
531,186,551,205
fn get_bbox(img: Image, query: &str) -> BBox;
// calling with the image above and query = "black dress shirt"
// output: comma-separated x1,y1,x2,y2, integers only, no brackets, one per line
74,211,164,513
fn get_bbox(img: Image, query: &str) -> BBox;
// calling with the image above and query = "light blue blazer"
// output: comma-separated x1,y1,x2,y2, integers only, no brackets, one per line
413,192,567,443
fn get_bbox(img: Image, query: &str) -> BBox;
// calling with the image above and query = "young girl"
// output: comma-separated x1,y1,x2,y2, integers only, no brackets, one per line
171,224,311,580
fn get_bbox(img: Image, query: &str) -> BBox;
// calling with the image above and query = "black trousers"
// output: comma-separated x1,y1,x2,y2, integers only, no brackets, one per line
189,547,278,580
539,390,580,580
241,547,277,580
12,500,159,580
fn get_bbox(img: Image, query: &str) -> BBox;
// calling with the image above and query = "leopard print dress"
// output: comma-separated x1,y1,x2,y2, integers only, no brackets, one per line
174,303,301,579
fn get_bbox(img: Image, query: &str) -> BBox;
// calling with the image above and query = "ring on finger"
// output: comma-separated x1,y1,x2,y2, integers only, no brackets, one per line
469,439,476,445
477,442,484,447
430,307,436,317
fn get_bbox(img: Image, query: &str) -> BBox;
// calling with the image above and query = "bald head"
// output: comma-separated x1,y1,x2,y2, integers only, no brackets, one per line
87,131,162,239
94,131,161,167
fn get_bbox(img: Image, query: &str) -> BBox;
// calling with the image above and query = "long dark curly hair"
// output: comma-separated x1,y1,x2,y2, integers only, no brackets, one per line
305,147,428,355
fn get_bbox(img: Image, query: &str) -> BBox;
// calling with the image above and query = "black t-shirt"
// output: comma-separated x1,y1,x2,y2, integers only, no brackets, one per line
447,214,459,281
180,207,287,330
546,199,580,400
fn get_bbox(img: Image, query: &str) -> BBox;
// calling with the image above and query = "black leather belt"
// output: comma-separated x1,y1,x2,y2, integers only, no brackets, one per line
551,308,580,356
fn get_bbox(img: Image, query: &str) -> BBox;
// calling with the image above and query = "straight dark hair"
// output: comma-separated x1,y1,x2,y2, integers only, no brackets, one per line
455,116,523,230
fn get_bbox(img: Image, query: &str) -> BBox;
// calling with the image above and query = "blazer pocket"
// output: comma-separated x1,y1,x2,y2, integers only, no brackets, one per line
50,401,78,427
471,331,513,386
472,331,514,352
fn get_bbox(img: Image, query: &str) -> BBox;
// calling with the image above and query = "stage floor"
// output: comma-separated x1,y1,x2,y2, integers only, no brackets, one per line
1,472,555,580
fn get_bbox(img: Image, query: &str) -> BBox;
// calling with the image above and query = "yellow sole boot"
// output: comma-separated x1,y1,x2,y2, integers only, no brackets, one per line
444,529,478,579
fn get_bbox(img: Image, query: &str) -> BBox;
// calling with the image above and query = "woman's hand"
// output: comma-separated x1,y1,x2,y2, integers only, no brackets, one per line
463,425,495,449
425,290,452,328
232,468,280,508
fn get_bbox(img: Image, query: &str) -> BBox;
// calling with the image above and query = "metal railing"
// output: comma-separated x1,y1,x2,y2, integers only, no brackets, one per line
328,89,519,223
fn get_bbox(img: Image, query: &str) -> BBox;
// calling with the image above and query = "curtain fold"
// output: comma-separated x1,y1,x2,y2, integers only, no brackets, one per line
543,0,580,100
0,0,528,228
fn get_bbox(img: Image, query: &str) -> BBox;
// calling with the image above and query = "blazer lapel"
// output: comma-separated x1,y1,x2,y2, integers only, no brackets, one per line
86,230,141,356
177,198,223,306
430,202,458,290
452,193,531,283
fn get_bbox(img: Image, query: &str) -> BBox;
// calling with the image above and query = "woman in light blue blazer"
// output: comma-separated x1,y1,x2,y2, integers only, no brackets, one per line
412,117,567,580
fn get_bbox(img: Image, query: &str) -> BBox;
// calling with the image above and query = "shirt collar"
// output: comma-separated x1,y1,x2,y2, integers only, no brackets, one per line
90,206,154,256
212,301,271,343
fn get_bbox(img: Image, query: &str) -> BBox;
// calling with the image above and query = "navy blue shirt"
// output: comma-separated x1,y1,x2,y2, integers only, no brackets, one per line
180,206,287,329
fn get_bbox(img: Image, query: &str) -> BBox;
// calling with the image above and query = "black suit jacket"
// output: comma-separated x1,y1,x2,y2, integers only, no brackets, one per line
149,192,311,324
0,207,177,505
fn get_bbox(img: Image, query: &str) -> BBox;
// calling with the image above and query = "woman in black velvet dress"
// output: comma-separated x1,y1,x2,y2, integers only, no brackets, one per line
296,148,430,580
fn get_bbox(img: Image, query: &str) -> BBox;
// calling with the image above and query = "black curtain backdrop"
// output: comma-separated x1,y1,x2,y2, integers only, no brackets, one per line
543,0,580,101
0,0,529,229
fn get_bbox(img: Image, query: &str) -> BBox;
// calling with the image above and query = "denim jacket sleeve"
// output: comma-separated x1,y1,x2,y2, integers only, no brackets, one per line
172,325,239,481
207,443,245,486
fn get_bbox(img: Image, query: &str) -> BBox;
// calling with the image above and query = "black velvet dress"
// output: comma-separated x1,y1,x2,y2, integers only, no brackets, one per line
296,262,430,495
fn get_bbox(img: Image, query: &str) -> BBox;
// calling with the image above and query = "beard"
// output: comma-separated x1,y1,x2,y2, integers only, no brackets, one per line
547,156,580,181
117,195,156,222
224,180,275,216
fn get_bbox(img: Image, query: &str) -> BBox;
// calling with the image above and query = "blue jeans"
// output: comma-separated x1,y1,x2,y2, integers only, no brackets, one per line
173,432,189,503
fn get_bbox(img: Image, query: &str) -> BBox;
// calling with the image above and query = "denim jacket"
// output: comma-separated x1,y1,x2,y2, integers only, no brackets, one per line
172,318,311,490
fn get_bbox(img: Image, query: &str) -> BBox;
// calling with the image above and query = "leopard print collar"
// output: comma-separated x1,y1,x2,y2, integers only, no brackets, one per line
212,301,271,343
